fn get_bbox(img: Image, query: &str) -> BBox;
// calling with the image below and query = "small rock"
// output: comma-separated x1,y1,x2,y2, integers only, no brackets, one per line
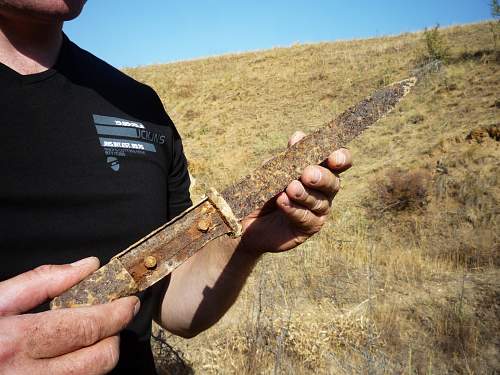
487,124,499,141
409,114,425,124
467,127,488,143
447,83,458,91
466,124,500,143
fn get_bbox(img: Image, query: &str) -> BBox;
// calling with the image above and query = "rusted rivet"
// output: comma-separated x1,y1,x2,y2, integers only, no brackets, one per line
144,256,157,269
197,217,211,232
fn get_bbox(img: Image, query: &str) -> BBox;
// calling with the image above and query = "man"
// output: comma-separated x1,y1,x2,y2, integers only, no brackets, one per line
0,1,352,374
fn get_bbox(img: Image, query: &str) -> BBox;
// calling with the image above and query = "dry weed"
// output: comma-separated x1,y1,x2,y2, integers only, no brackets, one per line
365,168,432,216
123,22,499,374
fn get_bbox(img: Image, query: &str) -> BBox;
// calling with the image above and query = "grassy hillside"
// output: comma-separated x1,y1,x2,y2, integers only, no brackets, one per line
126,22,499,374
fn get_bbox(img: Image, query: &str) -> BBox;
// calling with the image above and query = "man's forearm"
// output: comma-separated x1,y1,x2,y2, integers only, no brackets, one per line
157,234,260,338
156,141,354,338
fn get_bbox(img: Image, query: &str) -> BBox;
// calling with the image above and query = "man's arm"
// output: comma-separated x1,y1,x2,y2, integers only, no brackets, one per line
0,258,139,375
158,133,352,337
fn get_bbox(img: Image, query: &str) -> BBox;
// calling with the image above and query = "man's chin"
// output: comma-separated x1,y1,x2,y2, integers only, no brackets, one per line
0,0,87,22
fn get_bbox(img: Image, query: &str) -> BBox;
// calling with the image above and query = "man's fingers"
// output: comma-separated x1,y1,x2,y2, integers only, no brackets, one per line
326,148,352,173
26,296,139,359
288,131,306,147
286,129,352,174
300,165,341,198
285,180,331,215
40,336,120,375
0,258,100,316
286,147,350,214
276,193,325,234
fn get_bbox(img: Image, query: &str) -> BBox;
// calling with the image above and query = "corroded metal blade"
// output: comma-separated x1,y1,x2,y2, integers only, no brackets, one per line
51,77,416,309
51,199,233,308
222,77,417,219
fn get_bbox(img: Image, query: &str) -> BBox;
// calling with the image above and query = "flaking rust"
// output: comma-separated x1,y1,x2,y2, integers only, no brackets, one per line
117,200,230,291
50,258,138,309
221,78,417,220
51,77,417,309
52,199,233,308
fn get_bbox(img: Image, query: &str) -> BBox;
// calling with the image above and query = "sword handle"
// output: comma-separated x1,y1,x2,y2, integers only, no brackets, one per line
50,258,138,309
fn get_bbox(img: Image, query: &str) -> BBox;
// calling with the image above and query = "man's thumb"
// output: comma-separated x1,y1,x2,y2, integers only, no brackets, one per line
0,257,99,316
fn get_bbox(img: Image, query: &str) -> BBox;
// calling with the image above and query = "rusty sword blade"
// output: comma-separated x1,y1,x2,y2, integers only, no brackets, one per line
51,77,417,309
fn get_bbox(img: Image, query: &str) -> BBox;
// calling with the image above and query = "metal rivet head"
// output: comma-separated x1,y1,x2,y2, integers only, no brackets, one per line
144,256,157,270
197,217,211,232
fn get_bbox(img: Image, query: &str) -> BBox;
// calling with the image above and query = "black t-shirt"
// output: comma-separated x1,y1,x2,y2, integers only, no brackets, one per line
0,35,192,374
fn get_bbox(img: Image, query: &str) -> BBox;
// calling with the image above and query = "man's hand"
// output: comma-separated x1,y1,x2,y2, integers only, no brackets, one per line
0,258,140,375
241,131,352,254
159,131,352,336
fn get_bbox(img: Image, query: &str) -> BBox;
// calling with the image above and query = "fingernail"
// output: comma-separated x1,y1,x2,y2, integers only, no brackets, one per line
294,181,305,198
281,193,291,207
334,152,346,166
133,300,141,316
71,257,98,267
311,169,321,184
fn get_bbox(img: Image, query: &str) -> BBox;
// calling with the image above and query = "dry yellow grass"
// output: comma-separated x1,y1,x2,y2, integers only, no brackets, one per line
127,22,499,374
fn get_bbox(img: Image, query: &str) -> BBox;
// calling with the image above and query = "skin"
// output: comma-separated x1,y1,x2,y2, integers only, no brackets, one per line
160,136,352,337
0,258,139,375
0,0,86,74
0,1,353,372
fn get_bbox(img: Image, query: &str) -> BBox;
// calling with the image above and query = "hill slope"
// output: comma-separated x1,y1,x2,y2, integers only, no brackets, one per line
126,22,499,374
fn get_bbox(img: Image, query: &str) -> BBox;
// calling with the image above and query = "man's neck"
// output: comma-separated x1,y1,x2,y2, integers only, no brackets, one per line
0,12,62,75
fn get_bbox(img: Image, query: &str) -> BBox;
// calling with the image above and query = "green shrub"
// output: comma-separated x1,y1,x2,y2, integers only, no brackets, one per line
422,25,450,63
492,0,500,17
489,0,500,50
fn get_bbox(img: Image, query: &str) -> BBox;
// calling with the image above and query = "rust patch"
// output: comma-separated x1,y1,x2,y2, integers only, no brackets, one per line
50,78,417,307
197,216,211,232
50,259,138,309
221,78,417,219
117,200,231,291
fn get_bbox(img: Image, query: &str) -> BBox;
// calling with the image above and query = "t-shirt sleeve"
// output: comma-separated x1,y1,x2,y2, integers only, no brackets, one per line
166,133,193,219
146,87,193,219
